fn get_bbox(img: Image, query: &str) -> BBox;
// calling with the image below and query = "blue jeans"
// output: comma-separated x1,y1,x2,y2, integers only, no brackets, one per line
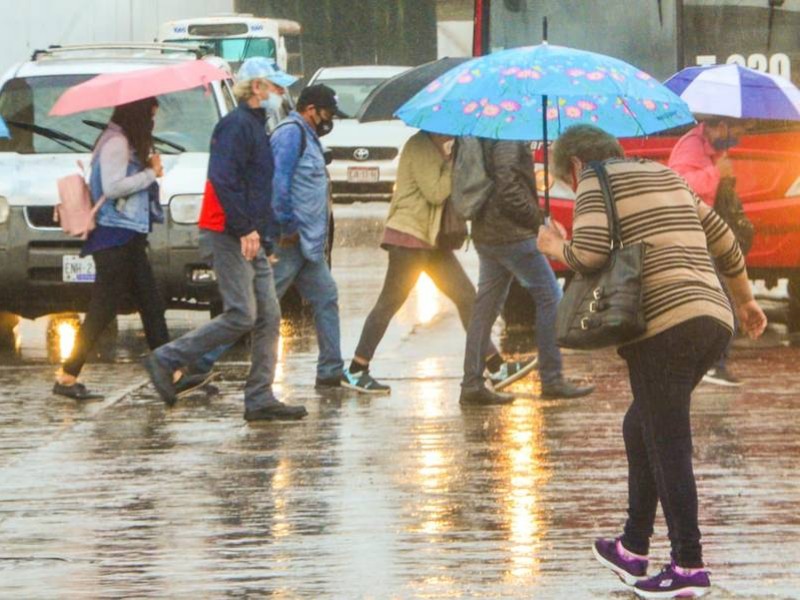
462,237,563,389
155,230,280,410
197,244,344,381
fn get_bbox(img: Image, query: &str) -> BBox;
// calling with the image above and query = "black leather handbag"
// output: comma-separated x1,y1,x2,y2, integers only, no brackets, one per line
714,176,754,256
555,162,647,350
437,197,469,250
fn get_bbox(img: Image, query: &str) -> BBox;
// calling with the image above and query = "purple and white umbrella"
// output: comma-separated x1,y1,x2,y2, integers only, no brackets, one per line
664,64,800,120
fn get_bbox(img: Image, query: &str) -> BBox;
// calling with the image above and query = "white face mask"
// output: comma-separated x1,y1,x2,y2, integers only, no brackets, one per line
261,93,284,114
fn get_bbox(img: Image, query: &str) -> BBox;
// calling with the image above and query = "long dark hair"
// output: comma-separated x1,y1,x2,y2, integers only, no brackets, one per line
101,97,158,166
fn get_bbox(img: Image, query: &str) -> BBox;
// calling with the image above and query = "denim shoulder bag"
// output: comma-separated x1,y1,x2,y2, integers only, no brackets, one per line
555,161,647,349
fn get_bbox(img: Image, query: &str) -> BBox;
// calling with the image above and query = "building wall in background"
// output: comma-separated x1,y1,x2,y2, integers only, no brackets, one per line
236,0,437,84
0,0,233,76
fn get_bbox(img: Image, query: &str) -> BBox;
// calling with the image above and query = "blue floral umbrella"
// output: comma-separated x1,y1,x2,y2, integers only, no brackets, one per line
395,43,694,213
0,116,9,139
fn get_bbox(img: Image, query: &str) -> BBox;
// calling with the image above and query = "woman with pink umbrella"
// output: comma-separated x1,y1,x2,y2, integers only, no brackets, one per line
53,97,169,399
51,59,230,400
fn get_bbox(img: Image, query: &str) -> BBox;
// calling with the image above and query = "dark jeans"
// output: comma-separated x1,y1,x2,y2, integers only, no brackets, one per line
462,237,562,389
354,246,498,362
618,316,731,568
64,235,168,377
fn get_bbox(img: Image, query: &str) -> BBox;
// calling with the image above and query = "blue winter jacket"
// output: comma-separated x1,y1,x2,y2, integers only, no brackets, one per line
206,101,277,242
270,112,329,262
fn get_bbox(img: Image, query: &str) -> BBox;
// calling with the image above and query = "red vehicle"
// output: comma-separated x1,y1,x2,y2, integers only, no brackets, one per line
474,0,800,326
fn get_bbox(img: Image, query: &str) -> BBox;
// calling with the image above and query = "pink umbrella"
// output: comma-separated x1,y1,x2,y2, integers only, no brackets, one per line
50,60,229,116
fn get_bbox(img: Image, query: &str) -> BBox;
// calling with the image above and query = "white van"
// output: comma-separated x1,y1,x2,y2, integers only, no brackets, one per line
0,44,236,323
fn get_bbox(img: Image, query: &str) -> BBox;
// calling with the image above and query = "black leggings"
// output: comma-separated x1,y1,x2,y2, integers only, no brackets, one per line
618,317,730,568
354,246,497,362
63,236,169,377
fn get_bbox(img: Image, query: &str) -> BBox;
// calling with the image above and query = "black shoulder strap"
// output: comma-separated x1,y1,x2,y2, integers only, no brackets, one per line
274,120,307,160
589,161,623,249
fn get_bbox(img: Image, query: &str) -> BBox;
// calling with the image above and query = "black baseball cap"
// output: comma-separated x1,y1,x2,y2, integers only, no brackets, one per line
298,84,346,117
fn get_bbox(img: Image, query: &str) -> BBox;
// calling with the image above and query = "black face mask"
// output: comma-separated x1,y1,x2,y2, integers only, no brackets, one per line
316,117,334,137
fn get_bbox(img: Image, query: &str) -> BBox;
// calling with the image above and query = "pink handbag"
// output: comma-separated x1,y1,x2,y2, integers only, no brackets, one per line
54,161,106,240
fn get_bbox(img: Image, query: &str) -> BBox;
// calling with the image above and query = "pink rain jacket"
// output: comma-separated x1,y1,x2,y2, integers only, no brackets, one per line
668,123,722,206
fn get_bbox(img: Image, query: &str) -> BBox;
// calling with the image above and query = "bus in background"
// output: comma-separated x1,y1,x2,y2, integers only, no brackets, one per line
473,0,800,293
158,14,303,80
274,18,304,83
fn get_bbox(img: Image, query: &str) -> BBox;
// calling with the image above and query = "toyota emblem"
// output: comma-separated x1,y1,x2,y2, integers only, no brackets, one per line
353,147,370,161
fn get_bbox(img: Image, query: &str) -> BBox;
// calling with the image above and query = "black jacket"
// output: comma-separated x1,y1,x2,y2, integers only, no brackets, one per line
472,139,542,246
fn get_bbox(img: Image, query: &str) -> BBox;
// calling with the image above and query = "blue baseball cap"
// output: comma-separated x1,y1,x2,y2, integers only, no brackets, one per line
236,57,298,88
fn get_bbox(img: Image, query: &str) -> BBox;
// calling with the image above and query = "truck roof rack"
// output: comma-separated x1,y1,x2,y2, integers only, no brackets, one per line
31,43,212,61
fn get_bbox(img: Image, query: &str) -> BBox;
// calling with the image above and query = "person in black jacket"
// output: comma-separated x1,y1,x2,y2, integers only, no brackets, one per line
142,58,307,422
459,139,595,405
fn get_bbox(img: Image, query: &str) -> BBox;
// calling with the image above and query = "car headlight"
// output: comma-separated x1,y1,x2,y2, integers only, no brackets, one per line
0,197,9,224
170,194,203,225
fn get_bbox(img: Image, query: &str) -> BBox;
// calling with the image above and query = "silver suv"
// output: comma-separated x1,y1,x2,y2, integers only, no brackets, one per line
0,44,236,327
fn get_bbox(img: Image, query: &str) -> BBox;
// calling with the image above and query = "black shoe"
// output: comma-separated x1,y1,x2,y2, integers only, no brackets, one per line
541,378,595,399
52,381,104,400
459,385,515,405
175,371,216,399
244,402,308,422
315,376,342,390
143,354,176,406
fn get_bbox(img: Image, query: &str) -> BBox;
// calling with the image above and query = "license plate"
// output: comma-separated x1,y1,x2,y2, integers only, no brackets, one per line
63,255,96,283
347,166,379,183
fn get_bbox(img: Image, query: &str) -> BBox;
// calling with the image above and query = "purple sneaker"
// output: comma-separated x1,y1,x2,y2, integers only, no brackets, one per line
592,537,649,585
633,563,711,598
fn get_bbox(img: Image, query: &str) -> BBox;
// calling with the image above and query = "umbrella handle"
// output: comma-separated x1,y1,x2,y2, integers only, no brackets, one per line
542,94,550,218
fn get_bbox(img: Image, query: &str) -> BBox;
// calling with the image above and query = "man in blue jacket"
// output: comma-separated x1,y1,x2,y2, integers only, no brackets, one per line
270,84,358,390
143,58,307,422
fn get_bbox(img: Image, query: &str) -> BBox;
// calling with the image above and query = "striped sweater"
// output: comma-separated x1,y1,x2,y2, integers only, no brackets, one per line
563,158,744,342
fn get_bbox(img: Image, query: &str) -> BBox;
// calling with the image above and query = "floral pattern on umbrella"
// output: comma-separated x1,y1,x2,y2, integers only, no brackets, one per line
395,44,694,141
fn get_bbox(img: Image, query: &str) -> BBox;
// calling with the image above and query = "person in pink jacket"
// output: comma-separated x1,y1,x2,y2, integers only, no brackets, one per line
668,119,744,204
668,117,747,387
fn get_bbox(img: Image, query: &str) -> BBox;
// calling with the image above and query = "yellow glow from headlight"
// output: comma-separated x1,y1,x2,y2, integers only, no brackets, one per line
57,321,77,362
415,273,440,324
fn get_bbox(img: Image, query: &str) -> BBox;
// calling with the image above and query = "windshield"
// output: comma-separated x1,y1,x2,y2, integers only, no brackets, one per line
0,74,221,154
165,37,277,71
485,0,800,84
314,78,388,118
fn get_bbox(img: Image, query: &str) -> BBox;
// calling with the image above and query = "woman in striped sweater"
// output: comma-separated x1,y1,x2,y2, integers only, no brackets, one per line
537,125,767,599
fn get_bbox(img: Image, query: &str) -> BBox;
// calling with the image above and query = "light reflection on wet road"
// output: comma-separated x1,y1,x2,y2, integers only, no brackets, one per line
0,204,798,598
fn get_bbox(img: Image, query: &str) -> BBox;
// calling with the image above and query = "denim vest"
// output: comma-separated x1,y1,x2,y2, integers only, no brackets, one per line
272,114,329,262
91,130,159,234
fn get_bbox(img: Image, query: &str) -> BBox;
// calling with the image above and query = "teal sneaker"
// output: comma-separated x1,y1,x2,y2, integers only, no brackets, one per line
341,367,391,394
488,357,538,391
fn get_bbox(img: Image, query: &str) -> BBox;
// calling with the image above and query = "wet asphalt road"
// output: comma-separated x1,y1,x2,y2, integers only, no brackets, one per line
0,204,798,599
